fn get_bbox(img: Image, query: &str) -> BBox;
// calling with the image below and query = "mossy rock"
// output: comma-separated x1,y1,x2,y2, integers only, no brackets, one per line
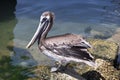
76,39,120,80
88,39,118,61
27,66,51,80
75,59,120,80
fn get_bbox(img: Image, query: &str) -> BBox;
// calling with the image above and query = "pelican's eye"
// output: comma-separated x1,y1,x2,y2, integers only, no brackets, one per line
41,18,47,23
81,42,85,44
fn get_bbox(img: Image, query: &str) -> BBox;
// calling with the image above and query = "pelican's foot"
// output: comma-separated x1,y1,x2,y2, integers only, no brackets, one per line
50,61,61,72
51,61,69,72
50,66,67,72
51,67,59,72
59,63,70,72
59,65,66,72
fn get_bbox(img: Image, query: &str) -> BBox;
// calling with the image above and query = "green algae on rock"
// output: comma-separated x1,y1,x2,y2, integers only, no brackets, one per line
78,39,120,80
27,66,51,80
88,39,118,61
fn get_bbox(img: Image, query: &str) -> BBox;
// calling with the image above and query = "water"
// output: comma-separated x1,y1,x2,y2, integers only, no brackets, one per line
1,0,120,67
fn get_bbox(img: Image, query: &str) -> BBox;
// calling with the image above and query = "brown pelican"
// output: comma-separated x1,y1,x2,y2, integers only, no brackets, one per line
26,11,96,72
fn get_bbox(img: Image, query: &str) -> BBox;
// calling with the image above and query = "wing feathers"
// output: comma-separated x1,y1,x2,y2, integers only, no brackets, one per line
44,33,93,61
47,45,94,61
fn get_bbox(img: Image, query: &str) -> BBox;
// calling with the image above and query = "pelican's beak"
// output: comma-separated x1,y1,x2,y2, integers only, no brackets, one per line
26,18,49,48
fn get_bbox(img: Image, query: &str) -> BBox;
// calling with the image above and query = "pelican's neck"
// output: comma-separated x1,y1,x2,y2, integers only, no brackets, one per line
39,19,53,46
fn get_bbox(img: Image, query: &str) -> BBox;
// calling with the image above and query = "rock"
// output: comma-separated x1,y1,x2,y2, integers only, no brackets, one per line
26,66,49,80
88,39,118,61
75,59,120,80
27,39,120,80
27,65,86,80
51,71,86,80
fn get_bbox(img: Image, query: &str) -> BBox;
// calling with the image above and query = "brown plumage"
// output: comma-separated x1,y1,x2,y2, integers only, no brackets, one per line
45,33,84,46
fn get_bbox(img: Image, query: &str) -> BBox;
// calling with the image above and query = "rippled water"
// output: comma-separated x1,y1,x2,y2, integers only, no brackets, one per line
2,0,120,67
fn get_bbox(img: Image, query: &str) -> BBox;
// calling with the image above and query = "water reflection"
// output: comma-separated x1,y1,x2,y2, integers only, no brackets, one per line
0,0,17,57
16,0,120,24
0,0,17,21
0,0,30,79
101,0,120,24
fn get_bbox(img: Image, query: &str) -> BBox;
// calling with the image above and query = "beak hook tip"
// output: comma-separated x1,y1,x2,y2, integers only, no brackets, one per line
26,44,30,49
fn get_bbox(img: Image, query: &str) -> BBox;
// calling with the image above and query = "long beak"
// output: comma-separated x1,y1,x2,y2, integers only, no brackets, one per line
26,20,48,48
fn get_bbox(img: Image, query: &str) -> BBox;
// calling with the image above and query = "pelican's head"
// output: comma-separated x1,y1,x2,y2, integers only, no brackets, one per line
26,11,54,48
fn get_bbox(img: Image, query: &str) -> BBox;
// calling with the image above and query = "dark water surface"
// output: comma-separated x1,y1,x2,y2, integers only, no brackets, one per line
1,0,120,67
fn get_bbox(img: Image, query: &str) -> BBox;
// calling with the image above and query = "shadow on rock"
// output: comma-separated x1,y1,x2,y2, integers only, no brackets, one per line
113,52,120,70
82,70,105,80
63,67,86,80
50,66,86,80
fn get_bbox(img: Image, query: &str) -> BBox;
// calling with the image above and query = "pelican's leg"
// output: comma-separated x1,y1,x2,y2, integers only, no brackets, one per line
51,61,61,72
59,61,70,71
51,60,69,72
64,63,70,68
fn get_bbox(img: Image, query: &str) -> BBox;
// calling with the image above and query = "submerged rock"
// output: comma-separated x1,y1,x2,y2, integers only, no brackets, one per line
27,39,120,80
84,26,115,39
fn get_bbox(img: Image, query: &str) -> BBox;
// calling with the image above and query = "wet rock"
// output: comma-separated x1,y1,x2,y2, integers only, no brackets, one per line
27,39,120,80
